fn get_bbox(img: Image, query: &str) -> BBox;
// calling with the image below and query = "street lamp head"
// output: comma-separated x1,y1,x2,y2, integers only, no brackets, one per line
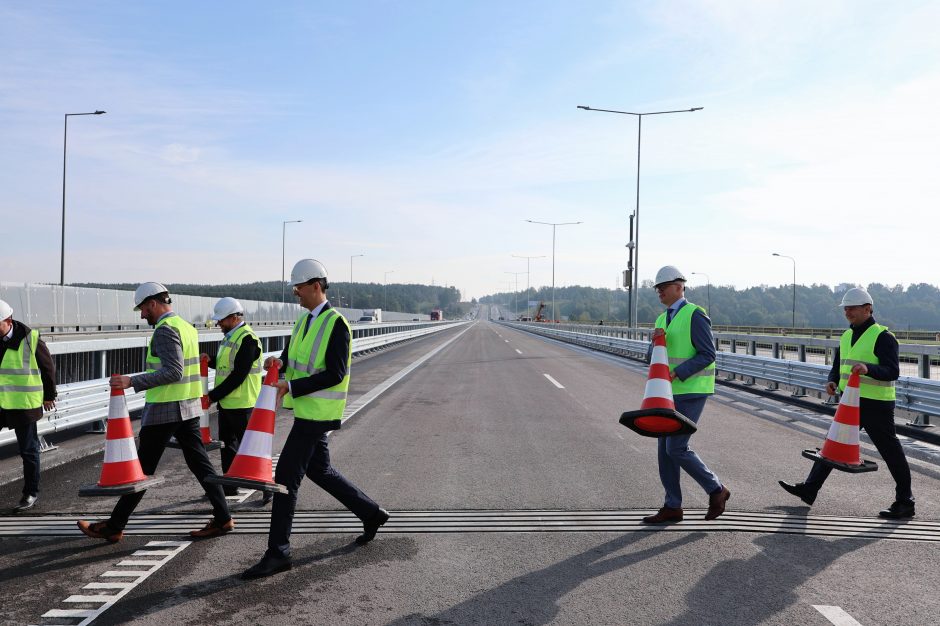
577,105,591,110
94,110,106,115
690,107,703,112
772,252,781,257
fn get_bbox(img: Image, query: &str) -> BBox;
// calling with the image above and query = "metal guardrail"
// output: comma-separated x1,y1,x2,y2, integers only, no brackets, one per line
501,322,940,424
0,321,465,448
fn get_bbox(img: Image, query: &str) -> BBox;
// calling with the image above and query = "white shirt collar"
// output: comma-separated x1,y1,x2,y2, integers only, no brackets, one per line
2,325,12,342
308,301,329,318
224,320,246,338
669,298,687,313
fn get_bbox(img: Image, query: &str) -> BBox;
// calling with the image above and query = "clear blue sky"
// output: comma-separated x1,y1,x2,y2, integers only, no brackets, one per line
2,1,937,300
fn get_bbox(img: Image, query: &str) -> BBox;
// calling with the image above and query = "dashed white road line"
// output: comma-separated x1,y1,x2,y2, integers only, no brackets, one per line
37,540,190,626
504,339,509,343
813,605,864,625
543,374,564,389
515,349,523,354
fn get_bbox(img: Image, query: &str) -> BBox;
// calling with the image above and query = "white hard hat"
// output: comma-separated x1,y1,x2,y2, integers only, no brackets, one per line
290,258,329,286
211,297,244,321
134,282,169,310
654,265,686,288
0,299,12,320
840,287,873,307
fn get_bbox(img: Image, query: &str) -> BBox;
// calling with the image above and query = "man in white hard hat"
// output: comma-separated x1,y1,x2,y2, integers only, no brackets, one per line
78,283,235,542
641,266,730,524
202,297,263,495
0,299,57,511
779,287,914,518
242,259,388,580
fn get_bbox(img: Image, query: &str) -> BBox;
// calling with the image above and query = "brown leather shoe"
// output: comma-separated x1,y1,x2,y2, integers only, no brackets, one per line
77,520,123,543
189,518,235,538
642,507,684,524
705,486,731,520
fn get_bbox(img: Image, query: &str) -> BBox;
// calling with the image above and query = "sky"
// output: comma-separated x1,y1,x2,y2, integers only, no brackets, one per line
1,1,938,300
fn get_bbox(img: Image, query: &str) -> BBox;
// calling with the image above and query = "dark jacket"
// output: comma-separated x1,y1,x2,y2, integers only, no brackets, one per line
0,320,57,428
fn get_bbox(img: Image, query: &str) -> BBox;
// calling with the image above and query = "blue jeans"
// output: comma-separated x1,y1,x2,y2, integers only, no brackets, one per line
657,395,722,508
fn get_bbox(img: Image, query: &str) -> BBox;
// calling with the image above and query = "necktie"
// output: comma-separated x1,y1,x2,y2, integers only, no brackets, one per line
303,312,315,337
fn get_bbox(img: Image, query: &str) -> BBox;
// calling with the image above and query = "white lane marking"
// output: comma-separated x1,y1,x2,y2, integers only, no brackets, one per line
41,541,189,626
543,374,564,389
813,605,863,625
504,339,509,343
515,349,523,354
617,433,624,440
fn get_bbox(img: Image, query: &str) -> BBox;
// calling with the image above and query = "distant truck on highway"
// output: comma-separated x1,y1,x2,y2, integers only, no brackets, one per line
358,308,382,323
430,309,443,321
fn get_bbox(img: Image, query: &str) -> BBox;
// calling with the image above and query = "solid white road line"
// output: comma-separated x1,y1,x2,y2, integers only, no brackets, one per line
543,374,564,389
515,349,522,354
813,605,864,625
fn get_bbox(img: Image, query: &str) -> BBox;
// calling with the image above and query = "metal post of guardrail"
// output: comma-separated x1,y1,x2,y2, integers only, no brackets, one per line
765,342,780,390
743,340,757,385
725,339,737,381
908,355,933,427
791,343,808,397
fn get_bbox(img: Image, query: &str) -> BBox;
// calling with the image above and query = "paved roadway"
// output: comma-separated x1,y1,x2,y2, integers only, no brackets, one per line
1,318,939,625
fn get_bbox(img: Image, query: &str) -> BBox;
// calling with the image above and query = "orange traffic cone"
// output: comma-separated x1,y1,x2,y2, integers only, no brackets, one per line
79,384,164,496
618,332,698,437
802,372,878,473
205,366,287,494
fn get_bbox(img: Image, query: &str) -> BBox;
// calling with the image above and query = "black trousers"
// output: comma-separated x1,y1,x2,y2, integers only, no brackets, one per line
108,418,231,531
218,407,251,474
13,422,40,496
267,419,379,558
806,398,913,502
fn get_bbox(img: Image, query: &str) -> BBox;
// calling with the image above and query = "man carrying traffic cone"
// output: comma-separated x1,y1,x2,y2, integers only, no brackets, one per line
78,283,235,543
779,288,915,518
641,266,729,524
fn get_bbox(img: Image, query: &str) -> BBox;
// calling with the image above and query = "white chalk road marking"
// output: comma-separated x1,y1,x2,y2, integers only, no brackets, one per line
813,605,864,625
543,374,565,389
36,540,189,626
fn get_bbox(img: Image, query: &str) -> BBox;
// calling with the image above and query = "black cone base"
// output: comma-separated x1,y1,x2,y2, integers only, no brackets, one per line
79,476,164,497
168,439,222,451
205,474,288,495
802,449,878,473
619,408,697,438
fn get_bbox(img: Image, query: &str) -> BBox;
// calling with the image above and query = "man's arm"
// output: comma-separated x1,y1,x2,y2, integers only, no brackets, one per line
867,332,900,381
208,337,261,403
130,326,184,392
36,337,57,402
288,322,349,397
673,309,716,381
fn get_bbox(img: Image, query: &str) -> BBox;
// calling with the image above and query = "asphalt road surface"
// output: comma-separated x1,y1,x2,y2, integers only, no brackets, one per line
1,318,939,625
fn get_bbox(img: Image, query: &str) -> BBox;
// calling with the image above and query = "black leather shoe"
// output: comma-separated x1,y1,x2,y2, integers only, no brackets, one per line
778,481,817,505
642,507,684,524
878,501,915,519
241,553,292,580
261,491,273,506
356,508,389,545
13,494,37,512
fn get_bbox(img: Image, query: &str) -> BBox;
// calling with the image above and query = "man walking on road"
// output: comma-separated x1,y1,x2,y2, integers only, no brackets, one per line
203,297,263,495
242,259,388,580
0,299,57,512
642,266,730,524
78,283,235,542
779,287,915,518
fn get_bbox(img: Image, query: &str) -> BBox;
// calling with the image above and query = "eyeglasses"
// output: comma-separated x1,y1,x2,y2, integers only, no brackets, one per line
655,282,680,292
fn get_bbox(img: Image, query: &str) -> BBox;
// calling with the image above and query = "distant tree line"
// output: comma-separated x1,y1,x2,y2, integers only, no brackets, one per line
481,282,940,331
72,281,465,319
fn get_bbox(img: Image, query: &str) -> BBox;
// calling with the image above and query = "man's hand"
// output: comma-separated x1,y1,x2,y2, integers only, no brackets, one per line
42,400,56,411
110,374,132,390
669,371,678,381
851,363,869,376
652,328,665,340
826,381,838,396
275,380,290,405
264,357,282,371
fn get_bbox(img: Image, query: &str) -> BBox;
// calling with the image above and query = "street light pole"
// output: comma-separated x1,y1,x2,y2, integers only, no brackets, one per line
772,253,797,329
690,271,711,313
61,110,106,286
577,104,702,327
350,254,364,308
384,270,395,310
504,271,525,319
281,219,302,302
526,220,582,323
512,254,545,314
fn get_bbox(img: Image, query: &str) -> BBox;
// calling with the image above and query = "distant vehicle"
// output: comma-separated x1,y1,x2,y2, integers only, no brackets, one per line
358,308,382,323
519,316,532,322
430,309,443,321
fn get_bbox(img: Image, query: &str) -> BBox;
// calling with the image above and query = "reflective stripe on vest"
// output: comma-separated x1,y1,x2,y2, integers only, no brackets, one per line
283,309,350,421
215,323,263,409
145,315,203,403
0,329,44,409
654,302,715,395
839,324,896,401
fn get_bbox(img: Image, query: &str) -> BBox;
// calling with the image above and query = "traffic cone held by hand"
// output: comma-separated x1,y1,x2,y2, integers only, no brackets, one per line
199,355,222,450
619,331,698,438
802,372,878,473
205,365,288,494
79,380,164,496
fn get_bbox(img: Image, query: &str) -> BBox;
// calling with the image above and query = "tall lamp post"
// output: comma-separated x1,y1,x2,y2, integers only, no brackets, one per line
690,271,711,313
281,219,303,302
512,254,545,314
349,254,364,308
772,253,796,329
577,104,702,327
525,220,582,323
384,270,395,311
61,110,106,286
504,271,525,319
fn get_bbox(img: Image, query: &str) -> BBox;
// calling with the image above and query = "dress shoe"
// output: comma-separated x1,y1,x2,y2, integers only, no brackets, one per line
241,553,292,580
261,491,273,505
223,486,241,497
77,520,124,543
356,507,390,544
13,494,37,512
778,480,817,505
878,501,915,519
705,486,731,521
189,518,235,538
642,507,684,524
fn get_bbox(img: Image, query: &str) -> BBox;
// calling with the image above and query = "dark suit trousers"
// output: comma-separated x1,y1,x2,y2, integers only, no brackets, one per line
267,418,379,558
108,418,231,530
805,399,913,502
13,422,40,496
218,407,251,474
